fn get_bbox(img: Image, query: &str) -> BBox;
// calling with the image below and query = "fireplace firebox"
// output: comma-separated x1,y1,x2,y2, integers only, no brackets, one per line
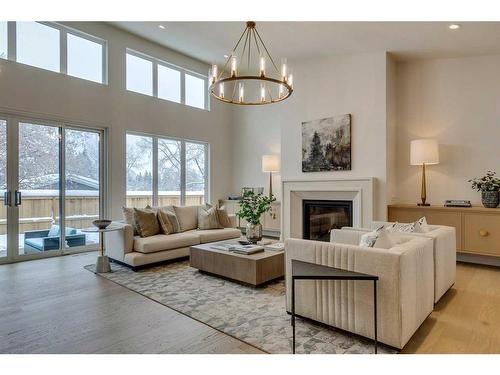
302,200,353,242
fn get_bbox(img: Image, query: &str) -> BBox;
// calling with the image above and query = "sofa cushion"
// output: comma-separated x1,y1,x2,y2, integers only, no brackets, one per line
216,206,233,228
198,206,223,230
197,228,241,243
122,206,139,235
157,208,181,234
134,208,160,237
134,232,200,254
173,205,199,232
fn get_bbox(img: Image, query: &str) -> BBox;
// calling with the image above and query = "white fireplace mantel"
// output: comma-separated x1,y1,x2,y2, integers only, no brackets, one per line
281,178,374,239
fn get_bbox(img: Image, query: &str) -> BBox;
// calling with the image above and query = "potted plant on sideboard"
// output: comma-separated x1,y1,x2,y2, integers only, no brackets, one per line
236,190,276,243
469,170,500,208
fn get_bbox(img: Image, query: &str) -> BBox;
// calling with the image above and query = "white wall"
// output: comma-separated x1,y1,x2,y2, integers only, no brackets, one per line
0,22,234,219
232,52,390,219
395,54,500,205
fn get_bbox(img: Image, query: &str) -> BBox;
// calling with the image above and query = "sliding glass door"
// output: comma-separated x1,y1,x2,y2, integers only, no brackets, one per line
18,121,61,256
64,128,102,250
0,115,105,263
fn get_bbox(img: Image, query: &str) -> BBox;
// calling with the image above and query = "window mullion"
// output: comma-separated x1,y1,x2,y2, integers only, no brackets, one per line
204,144,209,204
180,141,186,205
60,28,67,74
7,21,16,61
180,71,186,105
152,137,158,206
152,61,158,98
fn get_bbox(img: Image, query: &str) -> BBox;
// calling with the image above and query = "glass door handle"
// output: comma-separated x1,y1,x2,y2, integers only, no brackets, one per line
3,191,11,207
14,190,22,206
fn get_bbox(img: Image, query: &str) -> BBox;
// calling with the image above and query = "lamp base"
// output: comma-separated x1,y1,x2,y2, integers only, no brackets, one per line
417,203,430,206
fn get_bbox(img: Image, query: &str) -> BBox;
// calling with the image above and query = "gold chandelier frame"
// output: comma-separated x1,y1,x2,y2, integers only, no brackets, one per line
209,21,293,106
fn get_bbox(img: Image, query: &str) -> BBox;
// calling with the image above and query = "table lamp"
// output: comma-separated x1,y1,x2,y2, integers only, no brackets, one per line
410,139,439,206
262,154,280,199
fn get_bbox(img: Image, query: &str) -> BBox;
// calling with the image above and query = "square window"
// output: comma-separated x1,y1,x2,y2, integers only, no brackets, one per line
126,53,153,96
158,64,181,103
16,22,60,72
67,33,104,83
185,73,206,109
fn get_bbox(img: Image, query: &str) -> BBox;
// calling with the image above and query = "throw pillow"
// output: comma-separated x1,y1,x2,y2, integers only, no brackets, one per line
157,208,181,234
122,206,139,235
133,208,160,237
216,206,232,228
359,226,384,247
198,205,223,230
393,222,416,233
413,216,430,233
374,228,397,249
173,205,199,232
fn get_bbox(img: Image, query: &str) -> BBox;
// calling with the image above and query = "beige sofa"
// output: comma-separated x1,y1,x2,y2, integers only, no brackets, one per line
343,221,456,303
105,205,241,270
285,229,435,349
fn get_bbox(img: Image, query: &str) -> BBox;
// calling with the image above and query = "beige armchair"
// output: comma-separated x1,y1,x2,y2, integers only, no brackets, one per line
285,229,435,349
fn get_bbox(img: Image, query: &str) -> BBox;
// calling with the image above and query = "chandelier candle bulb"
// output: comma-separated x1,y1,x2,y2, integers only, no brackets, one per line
239,83,244,102
279,84,284,99
219,83,224,99
259,56,266,77
281,58,288,81
231,55,237,77
211,64,218,79
260,84,266,102
288,73,293,88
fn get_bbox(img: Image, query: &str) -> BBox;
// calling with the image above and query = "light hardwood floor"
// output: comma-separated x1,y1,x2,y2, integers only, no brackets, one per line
1,252,499,354
0,252,261,354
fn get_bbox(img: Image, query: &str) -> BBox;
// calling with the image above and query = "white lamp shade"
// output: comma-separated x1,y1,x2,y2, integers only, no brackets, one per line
262,154,280,172
410,139,440,165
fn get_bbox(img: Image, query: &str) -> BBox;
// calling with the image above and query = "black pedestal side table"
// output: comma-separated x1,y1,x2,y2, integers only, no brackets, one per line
291,259,379,354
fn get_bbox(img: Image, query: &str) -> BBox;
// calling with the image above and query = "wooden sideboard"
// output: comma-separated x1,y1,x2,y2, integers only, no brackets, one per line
388,204,500,258
219,199,281,238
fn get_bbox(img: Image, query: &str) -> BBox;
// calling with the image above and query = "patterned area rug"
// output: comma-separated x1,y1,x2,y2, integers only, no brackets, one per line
85,260,395,354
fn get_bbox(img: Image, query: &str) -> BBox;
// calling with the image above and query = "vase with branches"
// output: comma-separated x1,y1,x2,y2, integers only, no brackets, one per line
236,191,276,243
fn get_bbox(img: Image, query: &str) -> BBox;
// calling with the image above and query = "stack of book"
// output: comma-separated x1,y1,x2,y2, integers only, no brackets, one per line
210,243,264,255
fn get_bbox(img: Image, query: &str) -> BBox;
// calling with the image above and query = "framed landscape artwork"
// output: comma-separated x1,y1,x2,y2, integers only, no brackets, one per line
302,114,352,172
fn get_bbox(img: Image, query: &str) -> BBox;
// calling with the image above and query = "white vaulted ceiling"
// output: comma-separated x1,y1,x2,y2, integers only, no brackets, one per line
112,21,500,64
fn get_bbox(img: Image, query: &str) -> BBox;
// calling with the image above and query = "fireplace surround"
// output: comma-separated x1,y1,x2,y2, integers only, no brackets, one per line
281,178,374,239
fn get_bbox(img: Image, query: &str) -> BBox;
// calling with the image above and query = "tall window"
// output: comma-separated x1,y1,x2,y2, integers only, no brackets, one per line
126,49,208,110
126,134,153,207
126,133,208,207
4,22,107,84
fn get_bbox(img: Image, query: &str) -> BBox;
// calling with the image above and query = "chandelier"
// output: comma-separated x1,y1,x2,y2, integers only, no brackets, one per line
209,21,293,105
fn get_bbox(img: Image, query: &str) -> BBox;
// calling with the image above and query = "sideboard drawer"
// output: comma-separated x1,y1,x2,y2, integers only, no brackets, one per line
464,213,500,256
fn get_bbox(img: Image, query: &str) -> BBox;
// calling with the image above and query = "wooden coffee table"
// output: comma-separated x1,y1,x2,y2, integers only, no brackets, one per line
190,239,284,287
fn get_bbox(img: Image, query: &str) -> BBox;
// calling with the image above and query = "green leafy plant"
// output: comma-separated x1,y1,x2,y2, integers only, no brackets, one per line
468,171,500,192
236,191,276,225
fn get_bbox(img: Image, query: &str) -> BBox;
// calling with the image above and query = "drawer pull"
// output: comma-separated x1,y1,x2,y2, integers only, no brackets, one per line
479,230,489,237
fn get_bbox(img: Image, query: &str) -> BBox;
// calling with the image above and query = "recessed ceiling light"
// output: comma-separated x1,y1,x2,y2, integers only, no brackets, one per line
158,25,166,30
449,24,461,30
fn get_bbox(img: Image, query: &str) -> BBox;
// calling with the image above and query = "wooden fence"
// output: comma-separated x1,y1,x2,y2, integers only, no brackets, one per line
0,193,204,235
